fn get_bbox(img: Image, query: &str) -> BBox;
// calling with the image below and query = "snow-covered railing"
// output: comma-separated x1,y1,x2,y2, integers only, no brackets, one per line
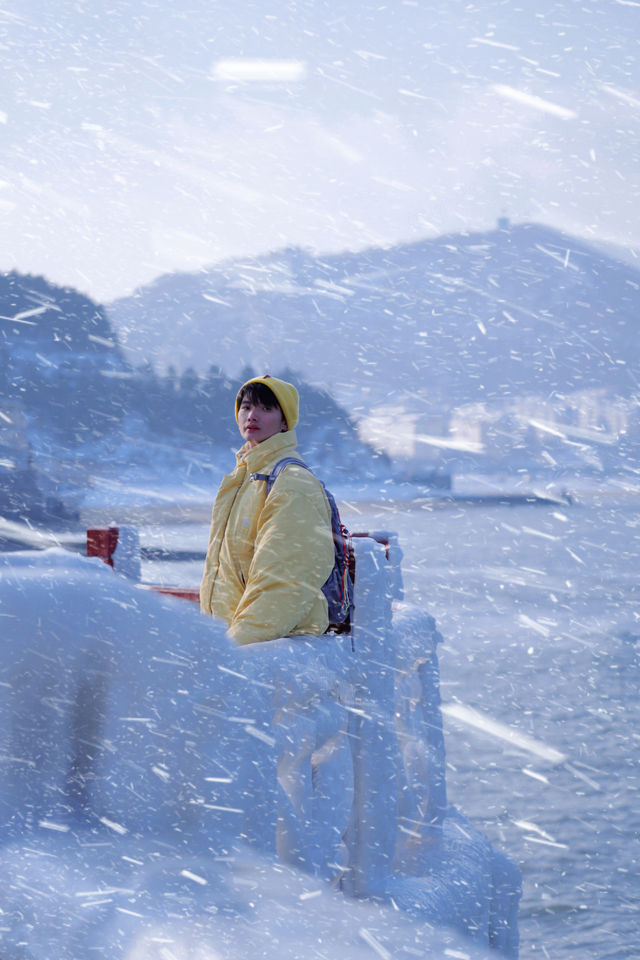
81,523,521,954
0,527,520,957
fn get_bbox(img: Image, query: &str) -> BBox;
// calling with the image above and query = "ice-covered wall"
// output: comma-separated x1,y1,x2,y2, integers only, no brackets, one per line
0,543,520,957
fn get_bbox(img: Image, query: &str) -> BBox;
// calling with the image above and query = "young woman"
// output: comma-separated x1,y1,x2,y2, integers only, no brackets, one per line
200,375,334,644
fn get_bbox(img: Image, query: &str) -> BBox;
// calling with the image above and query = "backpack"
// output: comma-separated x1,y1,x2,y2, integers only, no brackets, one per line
250,457,354,628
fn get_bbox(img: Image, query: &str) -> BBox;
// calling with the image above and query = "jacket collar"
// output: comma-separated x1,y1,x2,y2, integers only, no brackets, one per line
236,430,298,473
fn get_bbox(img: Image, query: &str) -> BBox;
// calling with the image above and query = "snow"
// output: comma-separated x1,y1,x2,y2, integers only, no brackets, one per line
103,222,640,480
0,543,519,958
2,6,639,955
4,1,640,302
489,86,577,121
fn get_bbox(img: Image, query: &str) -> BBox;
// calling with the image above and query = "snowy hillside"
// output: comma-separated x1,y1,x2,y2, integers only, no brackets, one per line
1,272,393,521
107,222,640,474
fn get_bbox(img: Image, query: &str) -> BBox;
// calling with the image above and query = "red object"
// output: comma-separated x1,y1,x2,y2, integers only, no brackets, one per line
148,586,200,603
87,527,119,567
85,528,388,605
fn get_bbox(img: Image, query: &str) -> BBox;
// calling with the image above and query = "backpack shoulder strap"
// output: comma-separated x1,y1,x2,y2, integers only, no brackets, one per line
250,457,309,496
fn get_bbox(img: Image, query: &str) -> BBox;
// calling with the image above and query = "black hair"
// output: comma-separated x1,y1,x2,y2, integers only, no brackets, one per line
237,382,284,419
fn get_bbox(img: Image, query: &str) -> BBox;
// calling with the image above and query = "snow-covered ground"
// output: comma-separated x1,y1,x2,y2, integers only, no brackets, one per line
3,465,639,959
1,536,519,959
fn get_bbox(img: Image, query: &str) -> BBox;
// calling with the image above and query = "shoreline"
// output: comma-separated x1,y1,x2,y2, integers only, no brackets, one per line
3,473,640,556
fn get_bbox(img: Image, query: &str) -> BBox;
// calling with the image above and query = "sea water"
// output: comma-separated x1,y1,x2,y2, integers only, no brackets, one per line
140,490,640,960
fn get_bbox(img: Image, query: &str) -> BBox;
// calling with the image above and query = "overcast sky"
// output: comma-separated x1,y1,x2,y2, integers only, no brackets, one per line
2,0,639,302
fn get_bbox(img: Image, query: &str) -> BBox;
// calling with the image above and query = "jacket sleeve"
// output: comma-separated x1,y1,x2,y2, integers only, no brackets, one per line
228,484,334,645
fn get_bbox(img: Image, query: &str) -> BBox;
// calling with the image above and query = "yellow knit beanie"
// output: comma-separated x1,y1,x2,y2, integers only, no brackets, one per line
235,374,299,430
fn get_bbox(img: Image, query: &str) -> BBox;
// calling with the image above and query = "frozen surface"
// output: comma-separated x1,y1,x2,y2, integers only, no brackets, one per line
0,544,519,958
0,834,492,960
338,494,640,960
106,483,640,959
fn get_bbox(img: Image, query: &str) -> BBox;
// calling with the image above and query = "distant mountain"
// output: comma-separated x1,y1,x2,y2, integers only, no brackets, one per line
0,272,122,356
0,271,128,444
106,222,640,406
1,273,388,519
107,222,640,474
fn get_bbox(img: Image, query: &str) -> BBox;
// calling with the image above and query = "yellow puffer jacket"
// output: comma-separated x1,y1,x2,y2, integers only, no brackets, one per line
200,430,334,645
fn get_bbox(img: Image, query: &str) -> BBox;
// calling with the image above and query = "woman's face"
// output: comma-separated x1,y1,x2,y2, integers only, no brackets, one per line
238,398,286,447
